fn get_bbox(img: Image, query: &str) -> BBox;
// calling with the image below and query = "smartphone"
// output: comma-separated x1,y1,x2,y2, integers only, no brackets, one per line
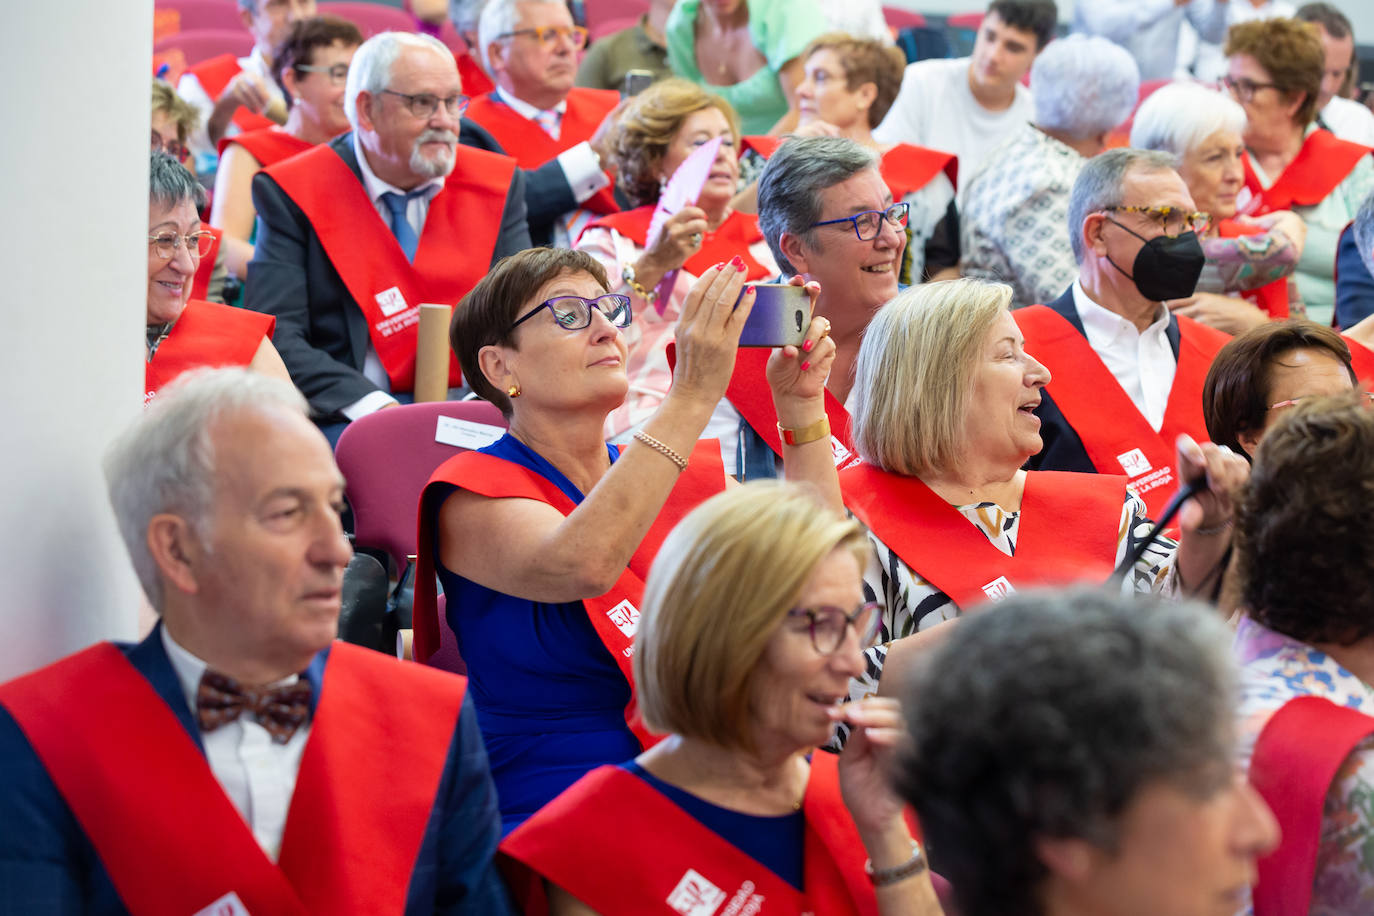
737,283,812,348
622,69,655,97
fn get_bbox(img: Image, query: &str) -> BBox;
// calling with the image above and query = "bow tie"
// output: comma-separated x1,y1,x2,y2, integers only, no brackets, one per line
196,670,312,744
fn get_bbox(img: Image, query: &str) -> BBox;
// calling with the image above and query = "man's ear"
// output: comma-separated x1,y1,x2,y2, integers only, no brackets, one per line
486,40,508,80
1083,212,1110,258
146,513,203,598
779,230,812,276
355,90,378,133
1035,835,1098,882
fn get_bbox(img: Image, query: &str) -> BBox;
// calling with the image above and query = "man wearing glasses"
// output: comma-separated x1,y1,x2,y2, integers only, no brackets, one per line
465,0,622,248
246,31,531,442
1016,148,1232,525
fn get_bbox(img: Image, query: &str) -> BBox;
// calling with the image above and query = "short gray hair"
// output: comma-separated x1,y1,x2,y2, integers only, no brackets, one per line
344,30,455,128
150,150,207,212
1130,82,1247,164
896,589,1238,916
1356,189,1374,279
450,0,489,35
1031,34,1140,140
477,0,564,73
1067,147,1178,262
757,136,880,276
104,368,309,611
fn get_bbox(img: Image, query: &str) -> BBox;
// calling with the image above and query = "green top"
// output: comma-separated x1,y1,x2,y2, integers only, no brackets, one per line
575,15,671,91
664,0,826,135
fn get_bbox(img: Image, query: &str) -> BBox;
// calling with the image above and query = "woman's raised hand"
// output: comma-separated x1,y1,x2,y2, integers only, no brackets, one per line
1175,434,1250,535
766,279,832,407
833,696,908,839
670,258,755,407
642,206,710,275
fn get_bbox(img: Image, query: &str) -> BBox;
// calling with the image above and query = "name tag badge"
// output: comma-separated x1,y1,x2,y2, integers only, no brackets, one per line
434,415,506,449
192,892,251,916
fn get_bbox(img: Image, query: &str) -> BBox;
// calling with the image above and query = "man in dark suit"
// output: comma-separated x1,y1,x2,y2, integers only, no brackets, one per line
1015,147,1230,524
0,368,513,914
246,30,530,438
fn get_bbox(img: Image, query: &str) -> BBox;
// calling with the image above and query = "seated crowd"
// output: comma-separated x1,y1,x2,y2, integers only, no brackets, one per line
9,0,1374,911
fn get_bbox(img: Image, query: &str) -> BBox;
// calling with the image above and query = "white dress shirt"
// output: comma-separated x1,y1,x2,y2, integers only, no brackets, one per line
176,46,281,170
161,627,311,861
1071,279,1176,431
1321,96,1374,148
1072,0,1228,82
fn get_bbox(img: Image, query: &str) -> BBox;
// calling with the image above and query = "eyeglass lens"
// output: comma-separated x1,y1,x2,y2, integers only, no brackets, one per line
547,295,631,329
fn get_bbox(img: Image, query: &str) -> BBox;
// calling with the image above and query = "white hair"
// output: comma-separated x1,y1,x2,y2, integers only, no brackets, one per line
1130,81,1248,163
1030,34,1140,140
344,30,456,129
477,0,564,74
104,368,309,611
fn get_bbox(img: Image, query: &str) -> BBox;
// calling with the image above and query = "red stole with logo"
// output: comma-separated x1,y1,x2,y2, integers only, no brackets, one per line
1241,129,1372,213
413,440,727,747
190,226,222,302
266,143,515,391
1015,304,1229,527
501,752,879,916
583,206,772,281
217,126,313,166
741,137,958,198
1343,333,1374,386
146,299,275,404
0,640,466,915
464,88,621,214
1216,219,1289,318
840,466,1124,609
1249,696,1374,916
188,54,277,134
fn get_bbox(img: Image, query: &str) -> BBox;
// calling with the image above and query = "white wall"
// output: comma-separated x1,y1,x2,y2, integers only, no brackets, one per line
0,3,150,679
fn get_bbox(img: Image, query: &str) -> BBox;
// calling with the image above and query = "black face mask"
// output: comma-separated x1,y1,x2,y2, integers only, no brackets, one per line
1103,217,1206,302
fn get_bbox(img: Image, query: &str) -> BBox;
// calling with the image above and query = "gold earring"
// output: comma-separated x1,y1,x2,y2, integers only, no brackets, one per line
507,383,521,398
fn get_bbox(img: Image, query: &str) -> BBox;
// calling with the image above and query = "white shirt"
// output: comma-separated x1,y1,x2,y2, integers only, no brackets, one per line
176,45,281,170
820,0,893,44
873,57,1035,193
1072,0,1228,82
1072,279,1176,431
1321,95,1374,148
1182,0,1293,83
161,627,311,861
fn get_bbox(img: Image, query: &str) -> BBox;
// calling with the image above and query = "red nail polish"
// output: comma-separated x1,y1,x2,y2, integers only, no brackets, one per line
800,361,810,372
731,255,745,270
802,339,814,352
746,285,756,295
714,261,725,270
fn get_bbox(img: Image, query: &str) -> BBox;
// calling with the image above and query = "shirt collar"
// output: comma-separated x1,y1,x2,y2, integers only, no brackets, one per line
1071,278,1169,344
351,131,445,206
494,85,566,121
161,625,301,719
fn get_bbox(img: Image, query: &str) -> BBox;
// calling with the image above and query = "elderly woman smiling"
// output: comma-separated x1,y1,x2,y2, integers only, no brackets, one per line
414,247,838,834
1131,81,1307,332
501,483,944,916
836,279,1247,711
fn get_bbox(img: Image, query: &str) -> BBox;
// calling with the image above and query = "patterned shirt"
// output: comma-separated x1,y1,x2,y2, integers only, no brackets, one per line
1233,617,1374,916
960,123,1083,309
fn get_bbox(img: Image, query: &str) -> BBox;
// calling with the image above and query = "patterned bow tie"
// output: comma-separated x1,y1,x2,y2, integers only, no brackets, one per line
196,670,312,744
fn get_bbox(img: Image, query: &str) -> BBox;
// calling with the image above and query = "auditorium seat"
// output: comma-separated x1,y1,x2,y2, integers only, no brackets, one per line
153,0,245,41
583,0,649,34
318,1,417,36
883,7,928,30
154,28,255,67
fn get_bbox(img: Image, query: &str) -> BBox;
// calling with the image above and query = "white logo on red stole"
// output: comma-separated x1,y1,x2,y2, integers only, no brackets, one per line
606,599,640,638
982,576,1015,600
1116,448,1152,478
375,286,409,317
667,869,727,915
193,892,251,916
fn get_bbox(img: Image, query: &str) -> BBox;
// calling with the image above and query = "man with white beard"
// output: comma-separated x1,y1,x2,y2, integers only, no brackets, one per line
247,31,530,439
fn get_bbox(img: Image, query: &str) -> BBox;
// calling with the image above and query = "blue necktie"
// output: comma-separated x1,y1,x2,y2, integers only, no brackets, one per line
381,190,425,261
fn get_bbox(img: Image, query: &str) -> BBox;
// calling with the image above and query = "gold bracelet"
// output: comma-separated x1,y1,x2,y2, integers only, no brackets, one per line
778,416,830,446
633,431,687,471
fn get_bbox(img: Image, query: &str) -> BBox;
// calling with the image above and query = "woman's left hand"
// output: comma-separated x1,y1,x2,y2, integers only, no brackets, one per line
1176,434,1250,535
765,279,832,410
833,696,907,838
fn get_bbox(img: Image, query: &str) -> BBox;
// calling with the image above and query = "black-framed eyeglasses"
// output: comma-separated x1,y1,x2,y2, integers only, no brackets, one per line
1102,205,1211,238
379,89,469,119
495,25,589,50
808,202,909,241
148,230,215,260
295,62,350,85
151,130,189,164
508,294,633,333
787,601,883,655
1221,75,1281,103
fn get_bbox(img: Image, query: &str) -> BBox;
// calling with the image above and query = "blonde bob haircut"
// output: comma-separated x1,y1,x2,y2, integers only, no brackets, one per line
634,482,867,753
851,279,1013,476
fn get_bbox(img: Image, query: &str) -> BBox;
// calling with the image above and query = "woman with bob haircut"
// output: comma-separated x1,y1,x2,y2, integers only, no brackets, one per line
836,279,1247,714
1233,396,1374,914
1202,318,1358,457
1223,17,1374,326
1132,81,1307,331
501,482,945,916
414,247,839,834
577,79,777,445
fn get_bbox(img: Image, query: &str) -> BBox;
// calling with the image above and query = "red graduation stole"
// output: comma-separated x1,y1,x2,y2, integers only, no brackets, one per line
1015,304,1229,529
500,752,879,916
456,49,494,97
1249,695,1374,916
188,54,277,134
146,298,276,404
583,205,772,280
216,126,313,165
840,465,1124,609
190,226,223,302
741,137,958,198
0,640,466,915
464,87,621,214
1343,333,1374,386
1216,218,1289,318
1241,129,1373,213
413,440,727,747
266,143,516,392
